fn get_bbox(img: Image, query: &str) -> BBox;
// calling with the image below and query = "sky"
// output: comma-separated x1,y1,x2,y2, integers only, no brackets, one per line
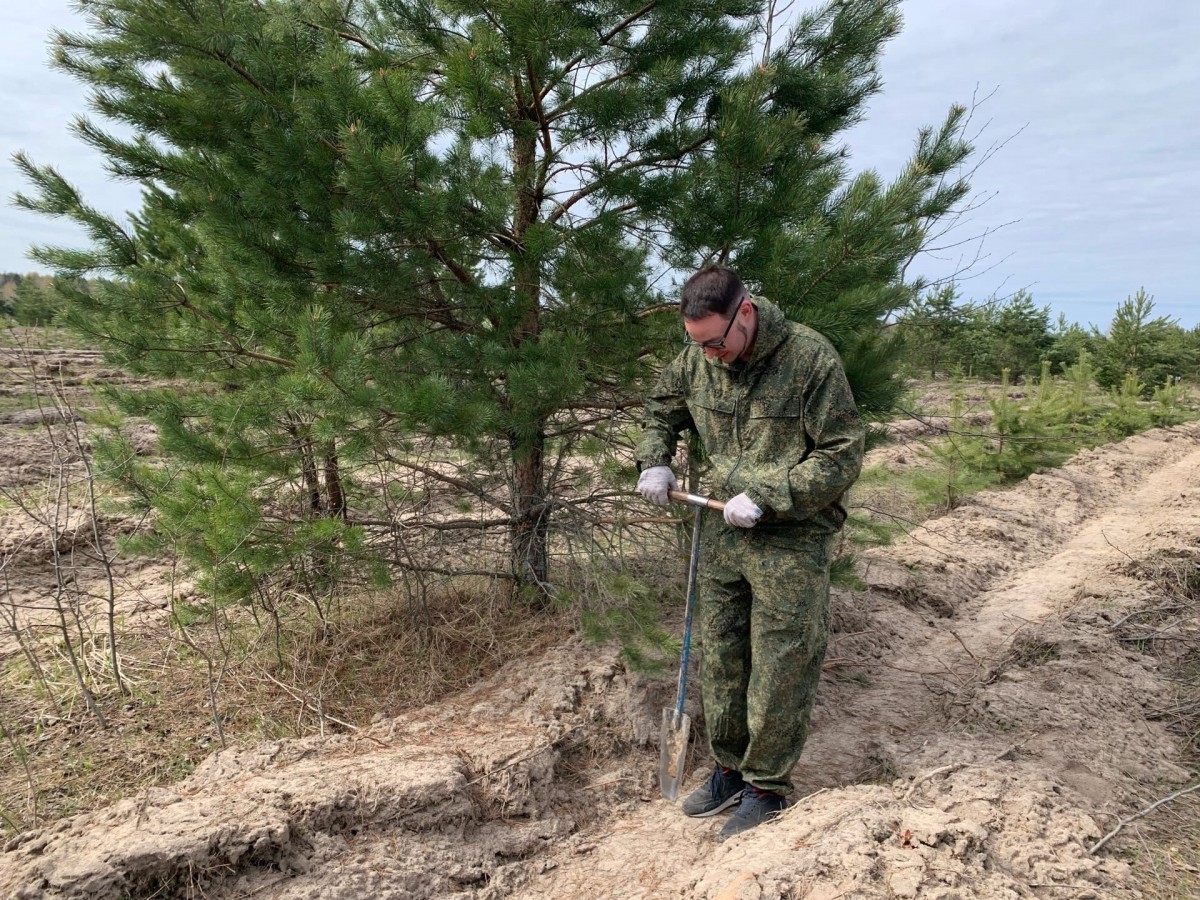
0,1,1197,329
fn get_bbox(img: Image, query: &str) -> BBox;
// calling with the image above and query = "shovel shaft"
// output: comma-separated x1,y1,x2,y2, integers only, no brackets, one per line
674,504,703,718
668,489,726,512
659,490,722,800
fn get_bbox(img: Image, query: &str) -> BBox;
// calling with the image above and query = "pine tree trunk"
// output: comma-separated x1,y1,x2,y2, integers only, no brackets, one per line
510,432,549,598
508,118,551,602
291,426,322,515
323,447,346,520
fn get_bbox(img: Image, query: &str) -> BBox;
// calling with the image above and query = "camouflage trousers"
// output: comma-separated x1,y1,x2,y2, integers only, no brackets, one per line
696,519,834,796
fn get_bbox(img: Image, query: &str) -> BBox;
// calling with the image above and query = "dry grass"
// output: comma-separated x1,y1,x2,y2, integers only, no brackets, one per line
0,579,569,838
252,580,572,730
1111,555,1200,896
1002,634,1062,669
1117,793,1200,900
1116,556,1200,757
0,638,231,832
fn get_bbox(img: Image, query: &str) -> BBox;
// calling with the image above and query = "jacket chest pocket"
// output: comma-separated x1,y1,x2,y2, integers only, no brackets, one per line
690,398,736,452
747,396,802,453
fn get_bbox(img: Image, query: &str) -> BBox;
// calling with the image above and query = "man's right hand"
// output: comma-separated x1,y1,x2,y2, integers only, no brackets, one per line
636,466,677,506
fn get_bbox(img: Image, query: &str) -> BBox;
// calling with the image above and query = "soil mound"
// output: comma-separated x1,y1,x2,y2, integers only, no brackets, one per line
4,424,1200,899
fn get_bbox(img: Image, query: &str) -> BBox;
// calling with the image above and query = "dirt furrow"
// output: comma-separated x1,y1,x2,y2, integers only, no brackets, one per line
3,425,1200,899
509,425,1200,899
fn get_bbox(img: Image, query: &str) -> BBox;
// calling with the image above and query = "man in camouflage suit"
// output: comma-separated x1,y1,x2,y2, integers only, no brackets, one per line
635,265,865,841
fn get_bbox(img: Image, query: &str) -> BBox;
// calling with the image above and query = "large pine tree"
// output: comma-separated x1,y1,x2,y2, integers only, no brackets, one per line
17,0,971,598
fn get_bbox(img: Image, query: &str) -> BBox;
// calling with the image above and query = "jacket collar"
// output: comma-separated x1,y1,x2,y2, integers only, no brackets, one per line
703,295,787,372
742,295,788,368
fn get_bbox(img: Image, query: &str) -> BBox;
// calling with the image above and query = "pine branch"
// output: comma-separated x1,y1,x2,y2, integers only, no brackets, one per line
551,0,659,101
423,238,478,290
170,289,295,370
354,515,515,530
379,453,512,515
544,68,640,125
300,18,380,55
547,133,712,225
524,56,555,189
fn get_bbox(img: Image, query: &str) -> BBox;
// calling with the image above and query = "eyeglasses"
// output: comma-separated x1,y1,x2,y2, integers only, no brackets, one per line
684,299,743,350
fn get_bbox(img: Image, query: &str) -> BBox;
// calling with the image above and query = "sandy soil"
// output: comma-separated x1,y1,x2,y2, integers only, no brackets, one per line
0,345,172,655
2,416,1198,898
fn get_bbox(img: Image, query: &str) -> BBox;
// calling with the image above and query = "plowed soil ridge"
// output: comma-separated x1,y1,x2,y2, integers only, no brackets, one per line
4,424,1200,899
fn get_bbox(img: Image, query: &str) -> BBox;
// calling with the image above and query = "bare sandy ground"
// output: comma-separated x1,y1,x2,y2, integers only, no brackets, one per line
0,345,169,655
3,421,1200,898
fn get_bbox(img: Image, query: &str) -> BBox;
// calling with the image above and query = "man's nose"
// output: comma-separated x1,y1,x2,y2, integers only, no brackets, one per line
704,346,720,359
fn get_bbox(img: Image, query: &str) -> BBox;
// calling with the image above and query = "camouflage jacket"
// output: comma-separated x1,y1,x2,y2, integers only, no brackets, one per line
635,297,865,534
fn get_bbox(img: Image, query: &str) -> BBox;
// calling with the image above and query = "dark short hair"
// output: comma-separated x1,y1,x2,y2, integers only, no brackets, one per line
680,265,745,319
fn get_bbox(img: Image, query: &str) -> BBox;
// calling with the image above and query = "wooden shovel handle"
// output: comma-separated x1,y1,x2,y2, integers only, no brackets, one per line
667,489,726,512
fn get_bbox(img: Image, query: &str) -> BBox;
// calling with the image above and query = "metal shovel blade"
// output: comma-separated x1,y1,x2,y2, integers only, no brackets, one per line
658,707,691,801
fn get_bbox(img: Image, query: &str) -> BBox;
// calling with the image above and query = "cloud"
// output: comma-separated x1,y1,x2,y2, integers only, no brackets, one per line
844,0,1200,326
2,0,1197,326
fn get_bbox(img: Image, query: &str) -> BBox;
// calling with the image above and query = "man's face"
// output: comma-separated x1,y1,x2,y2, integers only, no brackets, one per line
684,299,750,364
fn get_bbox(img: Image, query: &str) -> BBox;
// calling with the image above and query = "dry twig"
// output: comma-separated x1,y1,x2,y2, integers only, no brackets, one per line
901,762,967,805
1089,782,1200,855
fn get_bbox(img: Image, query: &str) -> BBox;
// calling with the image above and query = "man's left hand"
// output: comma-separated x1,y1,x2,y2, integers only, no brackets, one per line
724,493,763,528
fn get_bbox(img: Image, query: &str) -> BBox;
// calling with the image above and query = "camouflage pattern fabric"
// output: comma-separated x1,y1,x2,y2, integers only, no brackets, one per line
635,296,865,794
635,297,865,535
697,520,833,795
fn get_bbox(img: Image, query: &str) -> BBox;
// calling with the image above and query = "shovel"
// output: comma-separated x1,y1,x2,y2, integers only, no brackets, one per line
659,489,726,801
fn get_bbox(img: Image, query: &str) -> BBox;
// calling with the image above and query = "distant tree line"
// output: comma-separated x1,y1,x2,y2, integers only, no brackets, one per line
13,269,1191,398
895,286,1199,392
0,273,100,326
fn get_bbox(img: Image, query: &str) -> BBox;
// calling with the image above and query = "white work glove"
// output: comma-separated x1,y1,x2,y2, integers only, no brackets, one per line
636,465,677,506
723,493,763,528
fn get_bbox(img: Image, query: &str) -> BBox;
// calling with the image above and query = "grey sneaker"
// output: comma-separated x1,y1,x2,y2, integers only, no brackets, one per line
716,786,788,841
681,765,745,817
